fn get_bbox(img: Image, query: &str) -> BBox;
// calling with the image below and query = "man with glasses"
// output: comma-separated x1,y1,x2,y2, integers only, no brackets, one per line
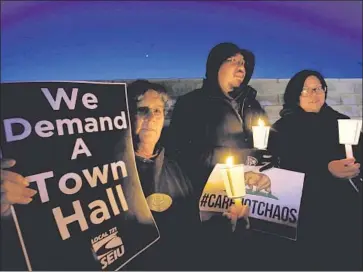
165,42,270,270
166,42,269,194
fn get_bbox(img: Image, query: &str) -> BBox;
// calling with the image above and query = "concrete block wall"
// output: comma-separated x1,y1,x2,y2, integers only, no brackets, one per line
109,78,362,126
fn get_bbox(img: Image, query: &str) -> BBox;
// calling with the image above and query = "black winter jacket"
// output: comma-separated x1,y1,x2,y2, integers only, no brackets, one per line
166,82,269,193
266,105,362,270
122,148,202,271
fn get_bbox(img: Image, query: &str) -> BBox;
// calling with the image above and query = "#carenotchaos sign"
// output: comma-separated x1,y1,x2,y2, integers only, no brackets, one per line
0,82,159,270
199,164,305,240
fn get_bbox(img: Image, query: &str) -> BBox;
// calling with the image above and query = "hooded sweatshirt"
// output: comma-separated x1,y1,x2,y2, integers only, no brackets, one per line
166,42,268,193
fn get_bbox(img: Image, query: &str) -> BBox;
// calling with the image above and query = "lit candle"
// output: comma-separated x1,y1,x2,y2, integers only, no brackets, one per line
222,156,246,199
226,156,235,196
252,118,270,150
223,156,246,231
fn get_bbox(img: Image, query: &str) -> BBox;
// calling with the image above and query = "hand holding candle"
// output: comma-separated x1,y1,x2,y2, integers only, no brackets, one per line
223,199,250,231
252,118,270,150
221,156,249,231
337,119,362,192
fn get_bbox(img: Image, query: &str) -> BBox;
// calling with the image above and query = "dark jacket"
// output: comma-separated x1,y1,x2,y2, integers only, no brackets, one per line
164,83,270,272
268,105,362,270
122,148,202,271
166,83,268,194
127,148,254,271
166,43,269,194
164,43,269,270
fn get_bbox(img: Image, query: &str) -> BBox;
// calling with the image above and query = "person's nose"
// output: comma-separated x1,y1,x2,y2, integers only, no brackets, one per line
236,65,245,73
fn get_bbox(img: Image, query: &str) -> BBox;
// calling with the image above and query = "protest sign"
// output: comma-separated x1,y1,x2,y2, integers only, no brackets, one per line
199,164,305,240
0,82,160,270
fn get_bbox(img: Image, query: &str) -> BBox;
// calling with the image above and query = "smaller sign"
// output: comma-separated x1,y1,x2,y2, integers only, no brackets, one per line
199,165,305,240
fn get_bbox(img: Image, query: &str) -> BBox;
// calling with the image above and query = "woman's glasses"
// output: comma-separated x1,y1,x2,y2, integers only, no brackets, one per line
301,86,326,97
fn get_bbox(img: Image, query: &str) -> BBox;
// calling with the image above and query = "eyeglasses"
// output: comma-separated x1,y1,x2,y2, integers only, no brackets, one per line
136,106,164,118
301,86,326,97
225,57,245,67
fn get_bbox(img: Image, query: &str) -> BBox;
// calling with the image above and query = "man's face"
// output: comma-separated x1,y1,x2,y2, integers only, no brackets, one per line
134,90,165,146
218,53,246,93
299,76,326,113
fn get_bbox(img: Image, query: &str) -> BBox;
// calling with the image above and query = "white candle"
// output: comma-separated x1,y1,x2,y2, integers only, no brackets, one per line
252,118,270,150
338,119,362,146
338,119,362,193
222,156,246,199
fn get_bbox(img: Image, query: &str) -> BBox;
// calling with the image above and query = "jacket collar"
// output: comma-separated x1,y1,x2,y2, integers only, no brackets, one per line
135,146,164,189
201,79,256,102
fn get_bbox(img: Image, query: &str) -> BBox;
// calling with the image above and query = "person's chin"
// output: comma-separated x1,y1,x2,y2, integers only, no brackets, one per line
140,130,157,138
232,79,243,87
235,76,244,82
307,107,320,113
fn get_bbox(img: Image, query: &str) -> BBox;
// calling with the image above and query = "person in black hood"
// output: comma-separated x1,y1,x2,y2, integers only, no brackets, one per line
166,42,269,195
164,42,269,270
268,69,362,270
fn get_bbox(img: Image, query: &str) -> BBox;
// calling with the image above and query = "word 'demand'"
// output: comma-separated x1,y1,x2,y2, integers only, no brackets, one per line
3,88,128,142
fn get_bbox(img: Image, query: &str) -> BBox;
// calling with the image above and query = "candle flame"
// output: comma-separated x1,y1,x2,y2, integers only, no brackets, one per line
226,156,234,167
258,118,265,127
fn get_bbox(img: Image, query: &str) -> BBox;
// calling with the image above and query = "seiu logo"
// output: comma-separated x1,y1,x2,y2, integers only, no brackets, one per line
91,227,125,270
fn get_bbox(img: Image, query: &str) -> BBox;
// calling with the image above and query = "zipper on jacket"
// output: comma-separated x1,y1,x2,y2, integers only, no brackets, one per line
241,88,252,142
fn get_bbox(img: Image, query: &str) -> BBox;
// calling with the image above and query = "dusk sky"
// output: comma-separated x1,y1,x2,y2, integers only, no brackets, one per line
1,1,362,81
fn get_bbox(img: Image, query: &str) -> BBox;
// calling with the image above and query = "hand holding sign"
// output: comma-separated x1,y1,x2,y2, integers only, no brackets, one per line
1,158,37,215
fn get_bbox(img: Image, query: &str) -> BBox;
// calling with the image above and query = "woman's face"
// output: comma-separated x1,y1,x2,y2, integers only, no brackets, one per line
299,75,326,113
134,89,165,147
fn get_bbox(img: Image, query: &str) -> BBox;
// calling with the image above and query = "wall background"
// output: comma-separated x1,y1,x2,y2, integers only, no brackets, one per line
105,78,363,125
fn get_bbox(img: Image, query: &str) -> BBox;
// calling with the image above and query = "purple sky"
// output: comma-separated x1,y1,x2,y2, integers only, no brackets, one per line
1,1,362,81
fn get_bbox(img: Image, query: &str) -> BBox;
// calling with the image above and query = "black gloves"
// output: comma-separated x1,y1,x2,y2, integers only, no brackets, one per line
248,149,280,172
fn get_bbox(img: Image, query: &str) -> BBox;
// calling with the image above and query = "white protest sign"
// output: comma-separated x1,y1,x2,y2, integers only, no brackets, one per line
199,165,305,240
